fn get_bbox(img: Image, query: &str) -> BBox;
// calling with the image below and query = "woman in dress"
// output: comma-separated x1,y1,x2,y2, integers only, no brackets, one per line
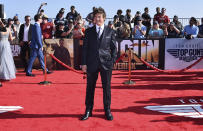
0,19,16,87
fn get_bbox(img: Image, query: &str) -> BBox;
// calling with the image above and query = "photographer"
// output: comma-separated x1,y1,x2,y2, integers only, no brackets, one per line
37,3,47,17
183,17,199,39
131,11,141,26
114,9,124,22
165,22,181,38
73,21,85,39
41,15,55,39
13,15,21,38
142,7,151,36
198,18,203,38
54,8,67,27
132,16,146,39
148,21,165,38
66,6,80,23
113,15,122,29
64,19,74,39
117,22,131,39
6,18,16,43
86,7,96,28
55,21,73,38
124,9,132,28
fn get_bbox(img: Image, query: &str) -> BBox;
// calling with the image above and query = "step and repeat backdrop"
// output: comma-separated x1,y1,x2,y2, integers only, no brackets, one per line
10,38,203,70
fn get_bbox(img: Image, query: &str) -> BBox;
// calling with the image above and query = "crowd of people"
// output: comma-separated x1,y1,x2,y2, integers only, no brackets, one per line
3,4,203,42
2,4,203,42
1,4,203,87
111,7,202,39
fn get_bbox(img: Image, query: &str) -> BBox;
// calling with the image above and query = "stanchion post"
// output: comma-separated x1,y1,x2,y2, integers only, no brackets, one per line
123,48,135,85
39,41,52,85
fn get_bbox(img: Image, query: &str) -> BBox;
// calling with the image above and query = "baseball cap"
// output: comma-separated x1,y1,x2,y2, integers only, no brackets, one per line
170,22,175,25
153,21,159,25
42,15,48,19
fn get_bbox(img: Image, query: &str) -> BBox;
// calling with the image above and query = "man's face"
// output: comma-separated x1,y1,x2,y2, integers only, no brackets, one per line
153,24,159,29
59,25,64,30
108,24,113,29
59,40,64,47
42,19,48,24
14,19,19,24
127,11,131,15
145,9,149,13
39,17,42,23
25,17,31,24
76,23,82,29
9,20,14,25
68,23,74,28
94,13,105,26
169,24,174,30
156,8,160,13
59,13,64,18
138,20,142,25
173,17,178,22
71,8,75,13
190,19,194,25
162,9,166,15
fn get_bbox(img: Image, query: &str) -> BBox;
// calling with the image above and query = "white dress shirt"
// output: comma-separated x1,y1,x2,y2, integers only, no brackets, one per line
96,24,104,38
23,24,30,42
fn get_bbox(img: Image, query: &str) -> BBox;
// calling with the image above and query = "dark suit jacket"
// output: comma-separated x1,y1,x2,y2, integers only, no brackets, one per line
30,23,43,49
82,25,117,73
19,23,33,42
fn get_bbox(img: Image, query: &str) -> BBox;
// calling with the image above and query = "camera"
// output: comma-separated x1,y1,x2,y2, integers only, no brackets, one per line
185,34,192,40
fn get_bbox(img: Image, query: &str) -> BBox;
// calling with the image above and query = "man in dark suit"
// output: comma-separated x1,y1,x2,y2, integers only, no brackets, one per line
81,7,117,121
26,14,52,77
19,15,33,72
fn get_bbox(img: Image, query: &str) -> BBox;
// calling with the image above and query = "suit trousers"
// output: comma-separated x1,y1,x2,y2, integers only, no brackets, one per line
20,42,30,71
27,48,47,74
85,65,112,110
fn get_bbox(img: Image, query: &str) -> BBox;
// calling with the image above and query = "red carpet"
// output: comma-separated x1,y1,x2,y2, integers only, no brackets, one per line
0,69,203,131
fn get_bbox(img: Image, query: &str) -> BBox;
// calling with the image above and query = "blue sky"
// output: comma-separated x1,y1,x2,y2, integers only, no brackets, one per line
0,0,203,22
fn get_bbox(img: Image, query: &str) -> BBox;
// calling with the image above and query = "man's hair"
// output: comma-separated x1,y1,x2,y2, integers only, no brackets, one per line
24,15,30,20
126,9,131,13
34,14,42,22
71,6,75,9
144,7,148,11
117,9,122,14
93,7,106,19
162,8,166,11
190,17,197,23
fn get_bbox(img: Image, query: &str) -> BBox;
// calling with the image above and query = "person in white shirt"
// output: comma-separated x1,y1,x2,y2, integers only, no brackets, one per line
18,15,33,72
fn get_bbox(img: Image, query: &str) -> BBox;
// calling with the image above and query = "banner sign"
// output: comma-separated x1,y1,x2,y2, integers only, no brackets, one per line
114,39,163,70
165,38,203,70
11,39,74,69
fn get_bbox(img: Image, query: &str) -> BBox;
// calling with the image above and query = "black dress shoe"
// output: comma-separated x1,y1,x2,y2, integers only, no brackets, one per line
47,71,53,74
43,71,53,74
80,110,92,121
26,73,35,77
105,109,113,121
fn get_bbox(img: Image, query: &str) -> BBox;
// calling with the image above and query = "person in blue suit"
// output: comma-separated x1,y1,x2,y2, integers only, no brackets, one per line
26,14,52,76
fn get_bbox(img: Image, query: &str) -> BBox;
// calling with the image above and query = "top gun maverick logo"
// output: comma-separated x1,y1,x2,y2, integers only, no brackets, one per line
167,43,203,62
